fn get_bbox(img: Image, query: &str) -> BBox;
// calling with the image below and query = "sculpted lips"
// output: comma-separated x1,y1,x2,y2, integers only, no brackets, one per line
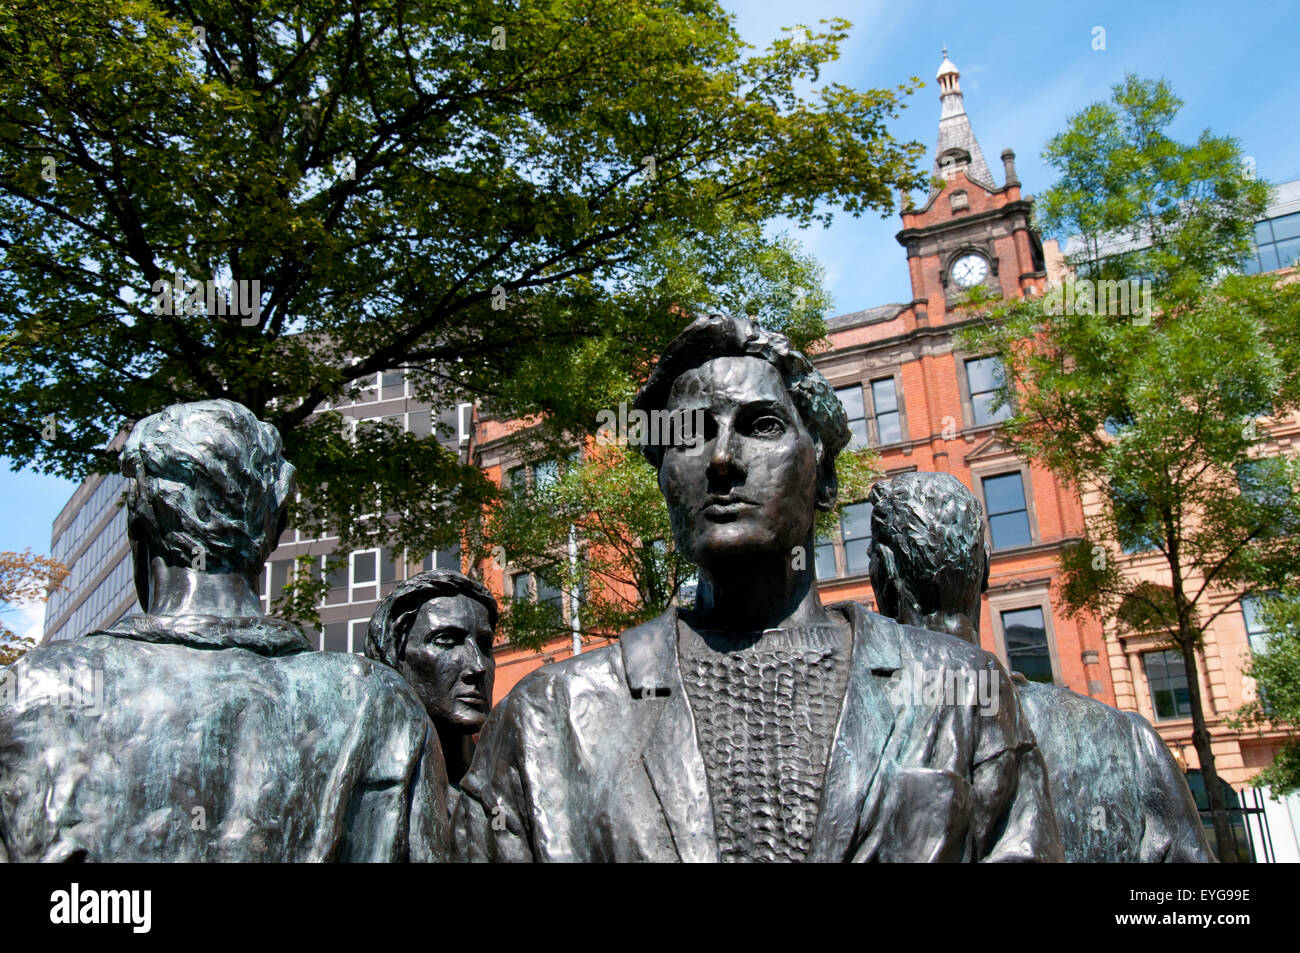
701,494,758,519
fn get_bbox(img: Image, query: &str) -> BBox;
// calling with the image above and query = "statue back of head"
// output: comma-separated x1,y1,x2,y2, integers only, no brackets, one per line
120,399,295,605
868,471,989,642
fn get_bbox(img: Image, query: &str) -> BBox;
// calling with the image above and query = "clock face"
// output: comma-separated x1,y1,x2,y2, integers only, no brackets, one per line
951,254,989,288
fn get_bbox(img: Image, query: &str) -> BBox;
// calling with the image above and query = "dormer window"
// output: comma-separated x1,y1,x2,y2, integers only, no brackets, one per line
939,148,971,180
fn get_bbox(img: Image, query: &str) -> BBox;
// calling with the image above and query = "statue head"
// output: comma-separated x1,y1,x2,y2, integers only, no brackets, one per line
867,472,989,643
366,569,498,732
120,399,295,609
633,314,850,570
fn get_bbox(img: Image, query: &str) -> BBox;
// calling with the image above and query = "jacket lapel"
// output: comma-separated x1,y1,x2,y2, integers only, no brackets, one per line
620,608,718,863
807,601,903,862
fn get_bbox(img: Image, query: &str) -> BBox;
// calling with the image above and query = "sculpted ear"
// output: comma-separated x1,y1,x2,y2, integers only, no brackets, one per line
816,446,838,512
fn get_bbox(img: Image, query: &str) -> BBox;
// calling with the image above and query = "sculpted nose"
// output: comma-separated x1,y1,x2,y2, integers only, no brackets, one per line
708,419,743,477
463,640,488,677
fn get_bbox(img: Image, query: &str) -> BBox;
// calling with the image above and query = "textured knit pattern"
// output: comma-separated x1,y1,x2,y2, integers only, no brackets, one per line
677,622,851,862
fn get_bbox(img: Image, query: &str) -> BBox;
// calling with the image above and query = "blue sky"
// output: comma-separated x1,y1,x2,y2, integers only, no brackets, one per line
3,0,1296,604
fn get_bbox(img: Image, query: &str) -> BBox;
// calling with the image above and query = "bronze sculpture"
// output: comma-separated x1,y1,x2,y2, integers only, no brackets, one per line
366,569,498,804
452,314,1062,861
0,400,447,862
867,471,1212,862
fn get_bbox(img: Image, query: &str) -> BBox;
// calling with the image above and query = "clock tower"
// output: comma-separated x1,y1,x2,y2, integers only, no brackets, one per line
896,50,1048,315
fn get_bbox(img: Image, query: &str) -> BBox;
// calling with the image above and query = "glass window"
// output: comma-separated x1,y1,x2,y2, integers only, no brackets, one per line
437,543,461,571
511,572,531,601
408,410,431,437
1255,220,1275,245
350,551,378,602
325,557,349,603
322,620,348,653
835,385,869,449
380,547,400,584
508,465,527,494
536,576,562,608
1144,649,1192,720
436,405,461,449
352,550,377,584
982,472,1032,550
871,377,902,445
269,559,293,601
965,357,1011,426
349,619,369,655
1242,594,1278,656
1258,244,1281,272
382,371,405,400
840,502,873,575
423,543,461,573
814,541,837,580
1001,607,1052,683
1270,212,1300,242
1274,236,1300,271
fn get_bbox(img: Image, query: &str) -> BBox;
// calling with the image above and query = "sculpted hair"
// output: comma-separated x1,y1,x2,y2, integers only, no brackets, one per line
633,313,851,475
868,472,990,623
366,568,499,668
120,399,295,576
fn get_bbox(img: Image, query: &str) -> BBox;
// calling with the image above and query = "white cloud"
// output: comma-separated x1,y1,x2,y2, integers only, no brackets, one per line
1,602,48,645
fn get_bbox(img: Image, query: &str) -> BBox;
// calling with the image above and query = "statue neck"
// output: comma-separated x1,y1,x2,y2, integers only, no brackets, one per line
145,555,264,619
903,606,981,646
689,535,828,632
437,721,477,787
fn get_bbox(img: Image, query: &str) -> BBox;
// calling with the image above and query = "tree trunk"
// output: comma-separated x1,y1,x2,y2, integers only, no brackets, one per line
1177,620,1237,862
1165,514,1238,862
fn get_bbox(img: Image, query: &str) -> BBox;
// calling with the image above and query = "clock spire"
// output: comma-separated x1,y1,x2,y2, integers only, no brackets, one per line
933,50,995,190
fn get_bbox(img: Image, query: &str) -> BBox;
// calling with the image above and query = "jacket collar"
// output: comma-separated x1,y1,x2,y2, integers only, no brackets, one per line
87,614,314,656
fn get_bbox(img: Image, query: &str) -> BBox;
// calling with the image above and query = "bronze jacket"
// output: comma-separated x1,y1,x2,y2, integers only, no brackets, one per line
452,601,1063,862
1015,679,1212,862
0,615,448,862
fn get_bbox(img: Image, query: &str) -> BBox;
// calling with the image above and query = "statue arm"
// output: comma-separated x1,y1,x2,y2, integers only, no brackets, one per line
1124,711,1214,863
450,686,538,863
971,664,1065,862
407,723,452,863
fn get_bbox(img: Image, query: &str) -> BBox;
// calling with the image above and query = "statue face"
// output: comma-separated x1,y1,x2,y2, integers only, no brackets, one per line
659,356,822,568
399,594,495,732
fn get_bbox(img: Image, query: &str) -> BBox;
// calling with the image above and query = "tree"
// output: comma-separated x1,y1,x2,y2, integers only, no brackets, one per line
1231,591,1300,797
0,549,69,665
1038,74,1270,295
0,0,927,577
961,75,1300,862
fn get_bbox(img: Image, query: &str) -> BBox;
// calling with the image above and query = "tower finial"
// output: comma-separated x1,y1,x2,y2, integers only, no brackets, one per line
942,46,947,59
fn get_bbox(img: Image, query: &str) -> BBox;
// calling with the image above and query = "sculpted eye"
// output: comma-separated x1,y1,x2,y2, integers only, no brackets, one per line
750,415,785,436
